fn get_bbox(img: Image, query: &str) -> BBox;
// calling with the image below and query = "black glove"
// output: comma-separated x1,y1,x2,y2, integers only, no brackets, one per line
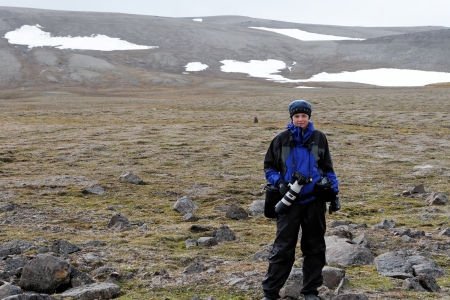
277,180,290,196
329,196,341,214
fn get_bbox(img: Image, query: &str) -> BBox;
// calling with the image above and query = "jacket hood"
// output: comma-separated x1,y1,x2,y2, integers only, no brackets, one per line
286,121,315,145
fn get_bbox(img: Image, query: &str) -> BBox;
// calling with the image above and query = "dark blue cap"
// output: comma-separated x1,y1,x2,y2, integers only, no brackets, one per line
288,100,312,118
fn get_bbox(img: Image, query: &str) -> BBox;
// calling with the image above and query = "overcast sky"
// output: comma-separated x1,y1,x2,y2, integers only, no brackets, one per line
1,0,449,27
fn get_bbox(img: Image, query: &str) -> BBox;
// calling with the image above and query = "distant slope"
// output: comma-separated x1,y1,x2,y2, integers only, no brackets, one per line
195,16,447,39
0,6,449,89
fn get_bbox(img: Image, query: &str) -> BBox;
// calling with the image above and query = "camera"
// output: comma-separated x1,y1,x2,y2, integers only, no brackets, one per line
274,173,311,215
292,172,311,185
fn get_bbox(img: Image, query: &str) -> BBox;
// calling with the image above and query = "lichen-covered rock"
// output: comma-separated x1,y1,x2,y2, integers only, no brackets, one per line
325,236,375,267
173,196,198,215
374,251,445,279
225,204,248,220
212,225,235,242
19,254,71,294
60,282,121,300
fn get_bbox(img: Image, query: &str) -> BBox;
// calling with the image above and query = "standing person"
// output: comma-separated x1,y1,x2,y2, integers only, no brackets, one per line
261,100,340,300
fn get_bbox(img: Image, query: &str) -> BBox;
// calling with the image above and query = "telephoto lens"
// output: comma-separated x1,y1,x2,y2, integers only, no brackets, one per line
274,180,303,214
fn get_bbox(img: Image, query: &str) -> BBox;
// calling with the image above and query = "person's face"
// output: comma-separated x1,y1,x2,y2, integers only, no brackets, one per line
292,113,309,130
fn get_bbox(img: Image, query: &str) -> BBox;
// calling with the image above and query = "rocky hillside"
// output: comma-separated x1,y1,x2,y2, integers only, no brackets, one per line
0,6,449,90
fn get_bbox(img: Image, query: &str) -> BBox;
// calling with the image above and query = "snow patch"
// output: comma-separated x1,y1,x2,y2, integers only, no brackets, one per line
185,62,209,72
4,25,158,51
219,59,450,87
250,27,365,41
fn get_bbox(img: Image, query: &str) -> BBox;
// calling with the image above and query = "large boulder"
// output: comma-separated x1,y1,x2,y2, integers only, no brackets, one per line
19,254,71,294
325,236,375,267
374,251,445,279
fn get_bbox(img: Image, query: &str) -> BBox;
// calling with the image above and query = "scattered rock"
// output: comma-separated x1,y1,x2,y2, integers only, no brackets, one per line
247,200,264,216
118,171,143,184
426,192,448,205
0,157,13,163
279,268,302,300
402,277,427,292
182,213,198,222
91,266,120,281
0,202,15,211
82,253,104,265
3,255,29,278
0,242,23,258
70,267,96,287
402,184,425,195
51,240,80,256
331,293,369,299
212,225,235,242
183,262,205,274
412,184,426,194
352,233,371,248
107,213,132,231
185,239,198,249
334,277,350,295
173,196,199,215
228,277,246,286
60,282,121,300
438,228,450,236
138,223,148,231
318,285,335,300
372,219,396,230
402,273,441,293
1,293,62,299
189,225,213,232
323,266,346,289
329,220,351,228
82,184,106,196
417,273,441,292
326,225,353,239
252,245,273,262
197,237,218,247
225,204,248,220
0,283,22,298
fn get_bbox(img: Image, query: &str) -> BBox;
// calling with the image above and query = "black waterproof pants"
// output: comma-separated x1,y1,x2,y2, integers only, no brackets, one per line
262,199,326,299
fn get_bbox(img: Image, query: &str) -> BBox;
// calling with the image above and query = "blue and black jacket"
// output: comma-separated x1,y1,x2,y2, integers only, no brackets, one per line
264,121,339,204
